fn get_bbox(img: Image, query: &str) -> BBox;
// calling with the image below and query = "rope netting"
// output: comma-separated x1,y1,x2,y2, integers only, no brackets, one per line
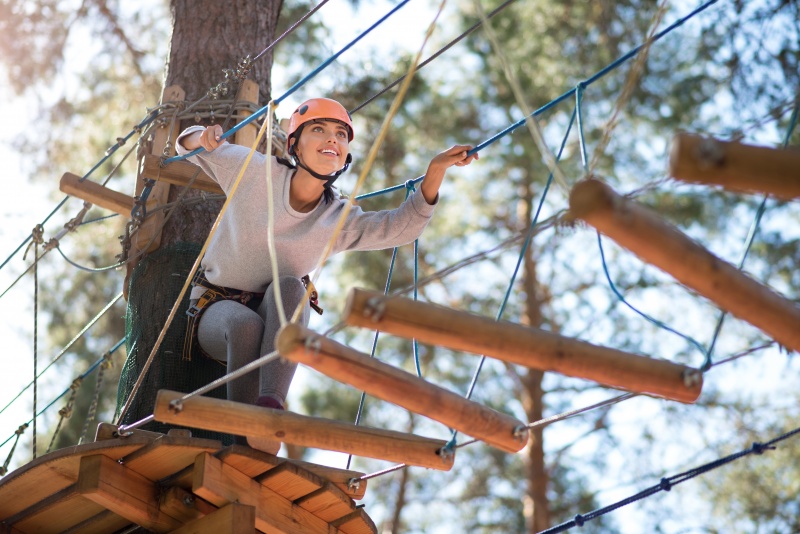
1,0,798,530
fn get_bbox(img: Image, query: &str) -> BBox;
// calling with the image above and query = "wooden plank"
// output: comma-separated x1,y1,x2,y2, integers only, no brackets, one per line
139,154,222,194
256,461,323,501
61,509,133,534
278,323,529,452
191,452,333,534
169,502,256,534
291,458,368,501
121,433,222,482
159,486,218,525
4,485,109,534
0,436,151,520
77,454,182,532
569,178,800,355
216,445,368,500
234,79,260,148
669,133,800,201
294,483,355,523
343,288,703,404
132,84,184,253
331,508,378,534
155,390,454,471
60,172,141,216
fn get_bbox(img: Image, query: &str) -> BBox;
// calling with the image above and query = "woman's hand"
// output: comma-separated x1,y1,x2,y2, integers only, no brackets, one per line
421,145,479,204
179,124,226,152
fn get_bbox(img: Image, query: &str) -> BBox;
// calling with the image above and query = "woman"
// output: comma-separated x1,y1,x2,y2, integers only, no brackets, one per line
177,97,477,453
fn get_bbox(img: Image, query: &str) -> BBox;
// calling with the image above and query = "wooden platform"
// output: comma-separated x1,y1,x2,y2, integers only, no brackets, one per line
0,425,376,534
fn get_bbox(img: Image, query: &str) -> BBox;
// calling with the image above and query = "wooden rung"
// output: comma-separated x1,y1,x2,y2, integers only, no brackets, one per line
139,154,223,194
669,133,800,201
169,502,256,534
60,172,154,217
569,178,800,354
277,324,529,453
154,390,454,471
343,289,703,404
77,454,183,531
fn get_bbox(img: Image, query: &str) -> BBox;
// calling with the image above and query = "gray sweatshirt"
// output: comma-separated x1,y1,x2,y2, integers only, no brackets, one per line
176,126,436,298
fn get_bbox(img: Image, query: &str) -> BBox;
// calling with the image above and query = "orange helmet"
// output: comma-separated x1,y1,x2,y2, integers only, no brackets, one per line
286,98,354,151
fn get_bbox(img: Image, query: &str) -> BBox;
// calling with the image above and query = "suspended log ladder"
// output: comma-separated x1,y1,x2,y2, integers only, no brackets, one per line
569,177,800,354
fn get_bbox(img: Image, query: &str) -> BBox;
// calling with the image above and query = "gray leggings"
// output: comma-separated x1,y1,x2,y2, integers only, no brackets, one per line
196,276,310,407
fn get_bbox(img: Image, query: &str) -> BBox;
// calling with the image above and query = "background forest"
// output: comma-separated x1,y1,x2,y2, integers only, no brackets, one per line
1,0,799,532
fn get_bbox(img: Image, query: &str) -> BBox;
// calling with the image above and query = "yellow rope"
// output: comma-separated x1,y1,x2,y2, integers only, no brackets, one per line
470,0,570,193
116,114,273,424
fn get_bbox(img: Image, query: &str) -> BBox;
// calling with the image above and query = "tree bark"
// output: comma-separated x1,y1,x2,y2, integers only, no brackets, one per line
519,184,551,532
119,0,282,434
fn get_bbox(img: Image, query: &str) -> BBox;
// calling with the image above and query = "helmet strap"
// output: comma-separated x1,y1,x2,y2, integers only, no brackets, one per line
288,130,352,188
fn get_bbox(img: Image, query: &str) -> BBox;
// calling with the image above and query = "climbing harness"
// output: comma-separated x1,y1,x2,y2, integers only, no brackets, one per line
182,270,265,361
182,271,323,361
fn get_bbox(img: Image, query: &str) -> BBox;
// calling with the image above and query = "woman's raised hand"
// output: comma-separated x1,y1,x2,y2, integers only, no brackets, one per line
180,124,226,152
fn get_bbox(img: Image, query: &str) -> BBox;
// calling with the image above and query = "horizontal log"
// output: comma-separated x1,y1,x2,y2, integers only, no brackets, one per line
154,390,454,471
343,289,703,404
569,178,800,354
277,324,529,452
669,133,800,201
60,172,153,217
139,154,223,194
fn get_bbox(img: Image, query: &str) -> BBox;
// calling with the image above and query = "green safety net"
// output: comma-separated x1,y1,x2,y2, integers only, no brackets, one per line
117,242,234,444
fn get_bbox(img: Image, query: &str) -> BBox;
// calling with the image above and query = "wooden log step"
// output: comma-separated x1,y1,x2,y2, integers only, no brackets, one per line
277,323,529,453
569,178,800,354
139,154,223,194
153,390,454,471
343,289,703,404
669,133,800,201
60,172,155,217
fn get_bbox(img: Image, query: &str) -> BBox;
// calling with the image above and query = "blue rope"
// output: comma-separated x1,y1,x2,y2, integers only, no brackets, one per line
445,106,578,451
355,0,721,204
0,337,126,450
165,0,412,165
0,110,159,275
573,64,711,361
346,183,416,470
595,233,710,357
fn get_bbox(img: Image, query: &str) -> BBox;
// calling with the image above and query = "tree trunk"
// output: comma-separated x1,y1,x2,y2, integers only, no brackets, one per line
118,0,282,435
519,186,551,532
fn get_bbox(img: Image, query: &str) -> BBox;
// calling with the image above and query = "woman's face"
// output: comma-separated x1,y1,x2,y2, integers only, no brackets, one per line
293,119,350,175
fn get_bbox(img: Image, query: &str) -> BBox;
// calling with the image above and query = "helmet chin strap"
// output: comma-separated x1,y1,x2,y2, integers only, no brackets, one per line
290,145,352,189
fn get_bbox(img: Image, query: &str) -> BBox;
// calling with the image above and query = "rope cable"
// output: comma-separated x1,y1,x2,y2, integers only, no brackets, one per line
536,425,800,533
0,292,123,418
165,0,414,165
700,103,799,370
289,0,449,324
350,0,520,114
